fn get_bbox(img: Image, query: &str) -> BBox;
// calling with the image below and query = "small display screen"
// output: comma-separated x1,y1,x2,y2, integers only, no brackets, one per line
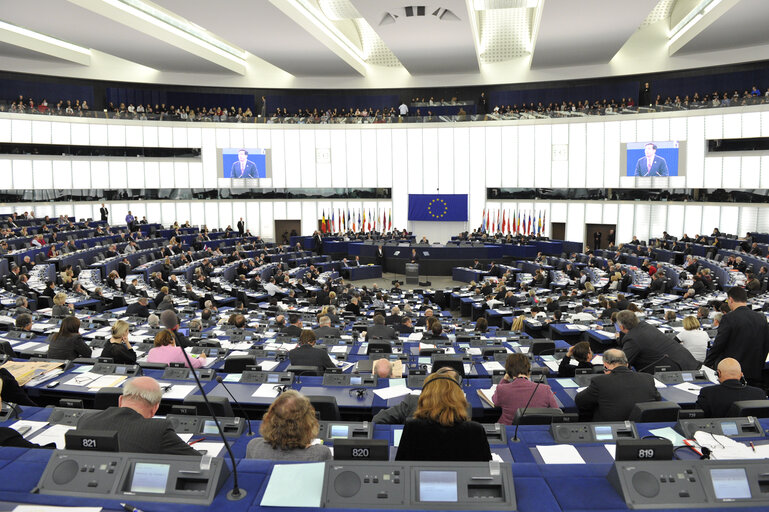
202,420,219,435
682,372,693,382
267,373,279,383
711,468,751,500
130,463,170,494
330,425,349,439
721,421,738,436
594,425,613,441
209,348,219,357
114,366,126,375
350,376,362,385
419,471,458,502
418,357,431,365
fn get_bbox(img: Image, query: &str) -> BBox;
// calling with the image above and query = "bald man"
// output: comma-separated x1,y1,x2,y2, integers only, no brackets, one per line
373,358,403,379
76,376,200,455
695,358,766,418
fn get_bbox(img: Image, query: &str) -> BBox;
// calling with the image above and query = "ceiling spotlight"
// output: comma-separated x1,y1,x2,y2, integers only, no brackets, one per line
380,12,397,25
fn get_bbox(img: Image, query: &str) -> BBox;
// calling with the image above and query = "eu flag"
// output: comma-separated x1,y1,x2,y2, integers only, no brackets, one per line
408,194,468,222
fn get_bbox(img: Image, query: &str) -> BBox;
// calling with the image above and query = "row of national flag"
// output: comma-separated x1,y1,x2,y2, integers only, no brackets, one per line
320,208,392,234
480,209,546,236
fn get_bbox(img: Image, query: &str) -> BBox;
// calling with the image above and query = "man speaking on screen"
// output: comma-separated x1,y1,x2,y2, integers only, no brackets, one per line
635,143,668,177
231,148,257,178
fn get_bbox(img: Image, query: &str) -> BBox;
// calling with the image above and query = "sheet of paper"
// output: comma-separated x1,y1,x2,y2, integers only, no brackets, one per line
477,386,496,406
9,420,48,438
192,441,225,457
161,384,196,400
590,355,604,365
537,444,586,464
87,375,127,390
251,383,280,399
223,373,240,382
649,427,686,446
13,507,101,512
466,347,482,356
13,341,43,352
481,361,504,372
330,345,347,354
373,385,412,400
176,433,194,442
653,378,666,389
65,372,100,387
672,382,704,395
393,428,403,447
543,360,560,372
604,444,616,460
261,462,325,507
491,453,504,463
389,378,407,388
555,378,579,388
29,424,76,449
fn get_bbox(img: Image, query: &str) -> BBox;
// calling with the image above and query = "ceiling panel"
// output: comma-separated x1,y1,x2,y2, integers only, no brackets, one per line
351,0,478,74
2,0,239,73
531,0,659,68
0,40,69,63
676,0,769,54
155,0,360,76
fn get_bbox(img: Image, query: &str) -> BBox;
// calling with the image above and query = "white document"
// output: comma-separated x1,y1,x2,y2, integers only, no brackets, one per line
176,433,194,442
13,507,101,512
466,347,482,356
590,355,604,365
86,375,127,390
9,420,48,438
653,379,667,389
482,361,505,372
672,382,704,395
30,424,76,449
258,360,280,371
491,453,504,463
193,441,225,457
161,384,196,399
330,345,347,354
478,386,497,405
372,385,412,400
604,444,616,459
543,360,560,373
251,383,280,399
13,341,44,352
537,444,586,464
65,372,101,387
408,333,423,341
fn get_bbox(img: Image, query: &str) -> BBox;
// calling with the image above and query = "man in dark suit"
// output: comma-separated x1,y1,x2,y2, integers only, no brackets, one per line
365,314,397,340
617,311,701,373
288,330,336,369
281,314,303,337
237,217,245,236
76,377,200,455
313,230,323,255
634,143,669,177
386,306,402,325
648,272,666,294
313,316,341,338
575,349,661,421
705,286,769,388
99,203,109,222
394,316,414,334
125,297,150,318
696,358,766,418
375,244,385,267
231,149,257,178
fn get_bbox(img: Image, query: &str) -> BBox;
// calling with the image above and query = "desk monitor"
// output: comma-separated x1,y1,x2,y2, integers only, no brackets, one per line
130,463,170,494
551,421,638,443
319,421,373,441
419,471,458,502
676,416,764,439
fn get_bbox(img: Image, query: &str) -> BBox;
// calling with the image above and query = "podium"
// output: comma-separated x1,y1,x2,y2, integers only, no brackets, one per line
405,263,419,284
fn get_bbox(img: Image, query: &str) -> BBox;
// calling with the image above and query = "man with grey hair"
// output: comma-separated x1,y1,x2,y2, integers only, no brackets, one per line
616,310,700,374
575,348,660,421
313,315,341,338
161,310,190,348
76,376,200,455
14,297,32,316
147,313,160,329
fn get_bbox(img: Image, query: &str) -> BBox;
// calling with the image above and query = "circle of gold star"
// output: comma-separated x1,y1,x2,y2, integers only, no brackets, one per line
427,198,448,219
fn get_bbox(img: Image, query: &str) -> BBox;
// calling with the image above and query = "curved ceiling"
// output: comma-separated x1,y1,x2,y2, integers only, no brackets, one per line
0,0,767,89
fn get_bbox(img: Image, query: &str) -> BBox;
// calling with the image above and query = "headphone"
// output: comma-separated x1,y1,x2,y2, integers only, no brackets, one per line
422,375,463,389
348,388,368,399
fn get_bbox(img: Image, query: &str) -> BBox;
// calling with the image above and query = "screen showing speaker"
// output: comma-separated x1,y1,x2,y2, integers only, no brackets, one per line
217,148,271,184
621,141,685,177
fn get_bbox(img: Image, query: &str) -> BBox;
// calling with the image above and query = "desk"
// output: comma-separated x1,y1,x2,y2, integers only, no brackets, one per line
343,265,382,281
452,267,488,283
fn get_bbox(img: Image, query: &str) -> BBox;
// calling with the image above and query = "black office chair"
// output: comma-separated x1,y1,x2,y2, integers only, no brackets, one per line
530,340,555,356
93,387,123,410
431,357,465,377
183,395,234,417
367,341,392,354
629,401,681,422
308,396,341,421
513,407,565,425
728,400,769,418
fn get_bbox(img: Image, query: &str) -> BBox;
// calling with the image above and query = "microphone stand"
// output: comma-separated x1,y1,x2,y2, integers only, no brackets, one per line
216,376,254,436
512,377,542,442
178,349,246,501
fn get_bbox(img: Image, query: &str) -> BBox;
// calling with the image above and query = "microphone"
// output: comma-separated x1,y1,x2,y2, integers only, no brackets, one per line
215,376,254,436
178,349,246,501
512,377,542,443
637,354,671,374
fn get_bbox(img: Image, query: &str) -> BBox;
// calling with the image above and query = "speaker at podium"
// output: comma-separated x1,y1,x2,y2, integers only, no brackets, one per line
405,263,419,284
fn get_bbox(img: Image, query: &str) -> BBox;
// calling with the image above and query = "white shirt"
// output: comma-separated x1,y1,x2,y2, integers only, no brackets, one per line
264,282,283,296
677,329,710,362
398,103,409,116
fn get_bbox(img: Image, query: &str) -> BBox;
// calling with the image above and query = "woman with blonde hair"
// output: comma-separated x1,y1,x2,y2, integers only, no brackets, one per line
511,315,525,332
52,292,73,317
395,367,491,461
100,320,136,364
676,316,709,362
246,390,331,461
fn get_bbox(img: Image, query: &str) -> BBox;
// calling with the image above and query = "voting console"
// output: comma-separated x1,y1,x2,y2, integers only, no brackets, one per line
551,421,639,443
676,416,764,439
35,450,230,505
322,461,516,510
608,460,769,509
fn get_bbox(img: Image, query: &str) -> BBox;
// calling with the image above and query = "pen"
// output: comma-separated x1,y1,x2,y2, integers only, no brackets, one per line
751,442,756,452
121,503,145,512
189,437,206,445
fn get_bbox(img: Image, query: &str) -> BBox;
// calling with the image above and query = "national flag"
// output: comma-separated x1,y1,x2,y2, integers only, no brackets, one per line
528,212,533,235
358,210,362,233
368,209,372,232
501,210,505,235
321,210,326,234
507,210,511,234
485,210,489,231
542,211,546,235
331,210,335,233
388,209,392,231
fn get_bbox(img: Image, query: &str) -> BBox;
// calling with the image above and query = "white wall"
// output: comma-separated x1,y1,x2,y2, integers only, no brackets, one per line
2,105,769,242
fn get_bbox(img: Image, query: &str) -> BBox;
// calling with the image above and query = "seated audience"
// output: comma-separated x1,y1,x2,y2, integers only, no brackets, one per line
77,376,200,455
288,329,335,370
246,390,331,461
696,358,766,418
47,316,91,360
676,316,710,362
51,292,73,317
575,349,660,421
492,354,558,424
365,314,397,340
100,320,137,365
0,379,53,448
616,310,700,373
146,329,205,368
557,341,595,378
395,367,491,461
